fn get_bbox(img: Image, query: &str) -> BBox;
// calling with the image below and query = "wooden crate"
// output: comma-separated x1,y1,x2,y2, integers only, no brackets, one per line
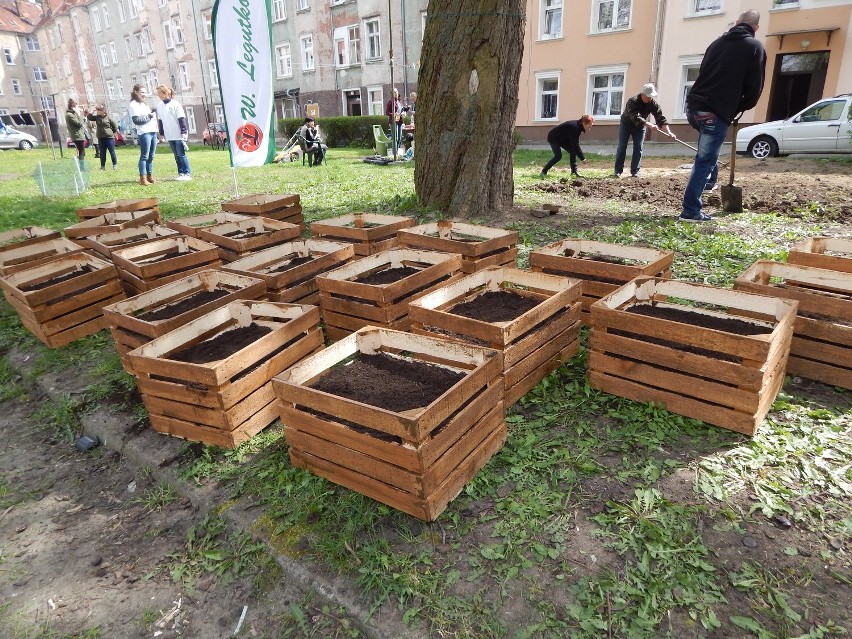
110,236,222,296
74,224,179,259
787,237,852,274
409,267,583,405
196,217,301,262
165,212,253,238
222,239,355,305
273,327,505,521
397,221,519,274
0,253,125,347
76,198,160,221
0,238,86,276
317,249,462,340
64,210,162,240
734,260,852,389
530,239,674,322
128,301,323,448
588,277,798,436
102,269,266,373
310,213,415,256
0,227,61,253
220,193,304,229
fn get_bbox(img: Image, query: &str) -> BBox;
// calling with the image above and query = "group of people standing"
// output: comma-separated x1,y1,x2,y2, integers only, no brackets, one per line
65,83,192,185
540,9,766,222
385,88,417,153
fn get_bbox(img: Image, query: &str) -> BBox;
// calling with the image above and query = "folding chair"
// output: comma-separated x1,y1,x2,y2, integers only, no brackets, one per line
373,125,391,156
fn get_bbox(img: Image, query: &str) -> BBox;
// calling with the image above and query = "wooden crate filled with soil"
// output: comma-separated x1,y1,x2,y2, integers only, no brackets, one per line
409,267,582,405
310,213,415,256
0,238,86,276
128,301,323,448
220,193,304,230
75,198,159,221
735,260,852,390
110,236,222,296
588,277,798,436
316,249,462,341
196,217,301,262
530,239,674,322
787,237,852,274
273,326,505,521
74,223,179,259
165,212,252,238
222,239,355,306
0,253,125,347
397,221,519,274
102,270,266,373
64,210,162,240
0,227,61,253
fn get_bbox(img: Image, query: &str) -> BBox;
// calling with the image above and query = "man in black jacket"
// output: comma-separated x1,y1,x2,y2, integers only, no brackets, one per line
680,9,766,221
540,115,595,177
614,83,672,178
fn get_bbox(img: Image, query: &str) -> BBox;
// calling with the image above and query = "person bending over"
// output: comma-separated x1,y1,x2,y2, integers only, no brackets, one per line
540,115,594,178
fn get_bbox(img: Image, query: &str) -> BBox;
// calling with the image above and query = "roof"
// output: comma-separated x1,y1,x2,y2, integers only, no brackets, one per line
0,0,44,33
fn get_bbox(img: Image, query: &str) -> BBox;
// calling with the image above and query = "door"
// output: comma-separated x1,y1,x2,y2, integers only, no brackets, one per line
344,90,361,116
782,99,848,153
767,52,829,121
837,99,852,152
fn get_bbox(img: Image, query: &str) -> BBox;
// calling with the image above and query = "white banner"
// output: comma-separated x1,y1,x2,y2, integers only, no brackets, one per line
212,0,276,167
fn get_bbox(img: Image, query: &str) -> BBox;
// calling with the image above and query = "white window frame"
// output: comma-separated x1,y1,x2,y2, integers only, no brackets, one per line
85,83,95,103
771,0,799,8
203,13,213,39
364,18,381,60
172,17,184,45
334,25,360,67
158,0,167,7
185,106,197,134
99,44,110,66
275,42,292,78
25,36,40,51
102,3,110,28
107,80,115,101
367,85,383,115
689,0,722,17
92,6,102,31
208,59,219,87
33,66,47,82
592,0,632,34
178,62,190,90
116,78,124,97
71,13,81,35
297,0,309,10
140,72,149,94
125,36,133,60
540,0,562,40
109,41,118,63
3,47,13,65
534,70,561,121
149,68,159,89
272,0,286,22
117,0,126,23
135,33,144,57
679,55,703,117
163,21,173,50
11,79,21,95
214,105,224,124
587,64,627,119
79,49,88,71
300,34,315,71
129,0,138,18
142,28,152,54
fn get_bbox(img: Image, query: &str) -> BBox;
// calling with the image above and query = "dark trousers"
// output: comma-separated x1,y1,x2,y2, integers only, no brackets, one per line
542,141,579,174
99,138,117,168
72,140,85,162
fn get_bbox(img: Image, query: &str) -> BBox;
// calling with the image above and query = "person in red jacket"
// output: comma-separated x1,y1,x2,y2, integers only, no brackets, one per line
540,115,595,178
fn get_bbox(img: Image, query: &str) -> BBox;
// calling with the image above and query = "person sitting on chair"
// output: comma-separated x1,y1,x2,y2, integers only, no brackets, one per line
302,117,325,166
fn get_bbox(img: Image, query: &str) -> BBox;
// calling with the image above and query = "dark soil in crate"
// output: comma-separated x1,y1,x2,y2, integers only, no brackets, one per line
20,265,95,291
222,230,267,239
563,250,643,266
309,352,464,413
137,289,231,322
137,250,195,264
167,324,272,364
626,303,773,336
355,266,421,286
267,256,315,273
448,290,540,323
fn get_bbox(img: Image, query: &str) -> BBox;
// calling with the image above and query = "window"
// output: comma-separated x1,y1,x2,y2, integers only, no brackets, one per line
297,0,309,10
109,41,118,63
0,109,8,115
593,0,631,32
185,106,197,134
33,67,47,82
12,79,21,95
272,0,286,22
367,86,383,115
275,43,292,77
142,28,151,53
163,21,174,49
116,78,124,97
798,99,847,121
540,0,562,39
102,4,110,27
203,13,212,39
588,67,626,117
71,13,81,35
62,55,71,76
40,96,54,110
47,28,55,49
691,0,721,16
135,33,143,57
140,72,148,93
125,36,133,60
772,0,799,6
79,49,88,71
535,72,560,120
365,18,380,59
3,48,13,64
679,57,702,116
158,0,167,6
178,62,190,90
85,83,95,102
107,81,115,100
214,105,224,124
92,6,102,31
149,68,158,88
117,0,126,23
208,59,218,87
100,44,110,66
172,17,184,45
129,0,138,18
57,23,64,43
300,34,314,71
334,25,360,66
24,36,39,51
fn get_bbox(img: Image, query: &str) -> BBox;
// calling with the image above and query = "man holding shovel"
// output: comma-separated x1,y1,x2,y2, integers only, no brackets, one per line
614,83,672,178
679,9,766,222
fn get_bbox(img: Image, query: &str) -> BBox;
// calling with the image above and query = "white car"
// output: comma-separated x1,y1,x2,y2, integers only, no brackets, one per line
0,126,39,150
736,94,852,159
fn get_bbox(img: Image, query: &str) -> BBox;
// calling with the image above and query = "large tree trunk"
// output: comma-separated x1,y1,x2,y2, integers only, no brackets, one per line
414,1,525,218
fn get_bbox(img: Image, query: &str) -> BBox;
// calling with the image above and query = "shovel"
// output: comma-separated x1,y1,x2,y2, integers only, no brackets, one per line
720,121,743,213
652,126,728,168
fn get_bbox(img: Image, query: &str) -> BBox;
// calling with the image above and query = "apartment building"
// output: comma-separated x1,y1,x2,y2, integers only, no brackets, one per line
0,0,50,121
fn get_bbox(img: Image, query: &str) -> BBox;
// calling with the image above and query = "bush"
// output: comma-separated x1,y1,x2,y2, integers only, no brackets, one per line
277,115,388,148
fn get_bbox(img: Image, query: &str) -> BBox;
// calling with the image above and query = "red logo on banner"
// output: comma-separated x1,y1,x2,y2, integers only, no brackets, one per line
235,124,263,152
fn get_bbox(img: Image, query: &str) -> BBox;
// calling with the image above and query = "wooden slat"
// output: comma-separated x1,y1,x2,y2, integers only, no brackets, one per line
786,356,852,390
220,193,300,214
397,222,518,258
787,237,852,274
148,401,278,448
64,210,160,239
0,227,61,253
0,238,86,276
504,341,577,406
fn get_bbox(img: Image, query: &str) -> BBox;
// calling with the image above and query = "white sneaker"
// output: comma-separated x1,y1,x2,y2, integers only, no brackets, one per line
175,174,192,181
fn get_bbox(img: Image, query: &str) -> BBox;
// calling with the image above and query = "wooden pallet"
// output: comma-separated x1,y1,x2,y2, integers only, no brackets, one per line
530,239,674,322
409,267,583,405
102,269,266,373
734,260,852,389
0,253,125,347
73,223,179,259
196,217,301,262
317,249,462,338
165,212,253,238
397,221,519,274
222,239,355,304
220,193,304,229
110,236,222,296
76,198,160,221
64,210,162,240
0,238,86,276
588,277,797,436
273,327,505,521
787,237,852,274
311,213,415,256
0,227,61,253
127,301,323,448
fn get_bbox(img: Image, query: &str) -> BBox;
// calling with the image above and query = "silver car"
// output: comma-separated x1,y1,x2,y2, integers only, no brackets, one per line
0,125,39,150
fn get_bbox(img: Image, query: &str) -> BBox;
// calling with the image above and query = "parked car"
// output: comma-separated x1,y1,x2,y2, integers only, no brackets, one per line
736,94,852,159
65,131,127,147
0,126,39,150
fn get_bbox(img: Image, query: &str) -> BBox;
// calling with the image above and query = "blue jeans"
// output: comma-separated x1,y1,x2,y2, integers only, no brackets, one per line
682,109,728,218
138,132,157,176
99,138,117,168
168,140,191,175
614,123,645,176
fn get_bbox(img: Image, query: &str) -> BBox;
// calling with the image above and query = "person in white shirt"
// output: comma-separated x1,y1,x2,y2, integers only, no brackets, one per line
155,84,191,181
128,84,159,186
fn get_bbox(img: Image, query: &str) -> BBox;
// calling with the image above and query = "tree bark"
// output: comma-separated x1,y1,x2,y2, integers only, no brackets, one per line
414,0,525,218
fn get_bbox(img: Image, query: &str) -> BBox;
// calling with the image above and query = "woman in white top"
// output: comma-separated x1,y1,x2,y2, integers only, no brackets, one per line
128,84,159,186
155,84,191,181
